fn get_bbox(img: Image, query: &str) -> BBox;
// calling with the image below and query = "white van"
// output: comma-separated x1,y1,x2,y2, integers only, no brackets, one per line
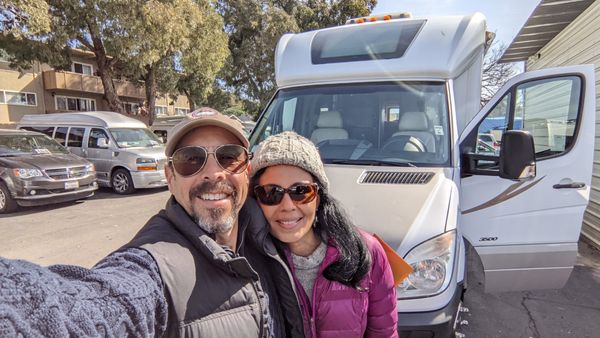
249,13,596,336
18,111,168,194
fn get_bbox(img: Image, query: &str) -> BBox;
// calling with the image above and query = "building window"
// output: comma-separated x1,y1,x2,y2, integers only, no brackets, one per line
123,102,146,115
155,106,168,116
72,62,93,75
0,90,37,106
56,96,96,112
175,107,189,116
123,102,137,114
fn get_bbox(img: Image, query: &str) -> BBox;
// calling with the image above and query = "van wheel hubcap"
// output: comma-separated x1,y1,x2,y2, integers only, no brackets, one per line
113,173,129,192
0,190,5,209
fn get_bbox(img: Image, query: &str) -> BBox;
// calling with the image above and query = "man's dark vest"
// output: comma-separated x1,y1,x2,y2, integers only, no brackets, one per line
125,197,304,338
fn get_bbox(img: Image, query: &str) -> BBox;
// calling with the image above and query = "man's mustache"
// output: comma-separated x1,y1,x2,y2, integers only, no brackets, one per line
189,181,237,202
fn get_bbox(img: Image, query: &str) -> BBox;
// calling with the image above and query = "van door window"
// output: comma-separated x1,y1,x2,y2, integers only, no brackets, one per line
475,94,509,156
471,75,582,170
55,127,68,145
20,126,55,137
514,77,581,156
67,127,85,148
89,128,110,148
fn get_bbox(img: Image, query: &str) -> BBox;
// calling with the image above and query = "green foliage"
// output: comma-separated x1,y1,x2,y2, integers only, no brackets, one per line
0,0,51,38
2,0,228,121
217,0,376,109
223,106,245,117
217,0,298,108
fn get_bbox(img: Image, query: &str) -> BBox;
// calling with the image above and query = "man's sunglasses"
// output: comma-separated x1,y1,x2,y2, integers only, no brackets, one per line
168,144,251,176
254,183,319,206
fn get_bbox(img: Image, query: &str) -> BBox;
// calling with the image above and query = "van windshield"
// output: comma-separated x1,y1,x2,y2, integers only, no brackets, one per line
0,134,69,156
109,128,163,148
250,82,450,167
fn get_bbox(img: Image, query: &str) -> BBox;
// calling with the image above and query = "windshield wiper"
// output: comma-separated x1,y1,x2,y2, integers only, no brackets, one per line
328,159,418,167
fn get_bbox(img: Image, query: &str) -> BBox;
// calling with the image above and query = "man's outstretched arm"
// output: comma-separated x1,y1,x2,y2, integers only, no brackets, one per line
0,248,168,338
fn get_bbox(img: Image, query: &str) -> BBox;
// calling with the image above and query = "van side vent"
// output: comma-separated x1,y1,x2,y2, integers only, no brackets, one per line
360,171,434,185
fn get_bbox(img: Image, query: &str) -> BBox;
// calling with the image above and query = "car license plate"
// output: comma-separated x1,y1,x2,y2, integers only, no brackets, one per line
65,181,79,190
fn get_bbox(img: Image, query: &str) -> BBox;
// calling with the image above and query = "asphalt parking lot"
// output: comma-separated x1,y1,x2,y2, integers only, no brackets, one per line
1,188,599,337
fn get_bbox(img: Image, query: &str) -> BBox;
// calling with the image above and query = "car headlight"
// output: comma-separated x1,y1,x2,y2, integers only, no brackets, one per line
398,230,456,298
86,163,96,172
136,157,157,171
13,168,44,179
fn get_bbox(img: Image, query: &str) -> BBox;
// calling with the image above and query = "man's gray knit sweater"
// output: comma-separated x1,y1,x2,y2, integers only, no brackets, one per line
0,248,168,337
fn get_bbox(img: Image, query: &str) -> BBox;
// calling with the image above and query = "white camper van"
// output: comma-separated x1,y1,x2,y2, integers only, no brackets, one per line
18,112,168,194
249,13,596,336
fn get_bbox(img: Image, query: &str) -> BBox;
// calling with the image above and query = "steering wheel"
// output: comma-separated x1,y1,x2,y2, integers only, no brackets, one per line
382,135,427,153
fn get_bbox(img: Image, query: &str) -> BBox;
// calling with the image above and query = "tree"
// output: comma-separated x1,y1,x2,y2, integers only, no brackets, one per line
2,1,126,112
216,0,377,113
216,0,298,111
2,1,228,123
481,41,517,106
293,0,377,31
116,0,228,125
0,0,50,38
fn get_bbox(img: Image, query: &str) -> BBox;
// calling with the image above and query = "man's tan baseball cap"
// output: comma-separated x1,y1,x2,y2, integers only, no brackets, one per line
165,107,249,156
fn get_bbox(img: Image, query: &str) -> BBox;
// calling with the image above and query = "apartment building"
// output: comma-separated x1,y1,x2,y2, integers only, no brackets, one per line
0,49,190,128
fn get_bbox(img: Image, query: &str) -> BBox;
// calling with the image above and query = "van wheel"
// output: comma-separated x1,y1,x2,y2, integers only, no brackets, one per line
111,169,135,194
0,181,18,214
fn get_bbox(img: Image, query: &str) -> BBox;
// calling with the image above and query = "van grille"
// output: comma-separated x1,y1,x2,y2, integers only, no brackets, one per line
45,166,90,180
359,171,434,185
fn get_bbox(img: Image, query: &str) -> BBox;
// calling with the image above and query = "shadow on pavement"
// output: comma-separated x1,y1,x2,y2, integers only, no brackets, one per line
460,238,600,338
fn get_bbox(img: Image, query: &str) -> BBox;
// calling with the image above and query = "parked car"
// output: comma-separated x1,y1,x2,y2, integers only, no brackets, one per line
18,111,167,194
476,133,500,154
0,129,97,213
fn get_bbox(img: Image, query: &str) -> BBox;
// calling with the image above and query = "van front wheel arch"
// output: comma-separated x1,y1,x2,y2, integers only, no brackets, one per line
111,169,135,194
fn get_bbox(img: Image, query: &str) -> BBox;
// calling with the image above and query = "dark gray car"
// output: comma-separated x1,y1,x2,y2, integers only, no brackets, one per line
0,129,97,213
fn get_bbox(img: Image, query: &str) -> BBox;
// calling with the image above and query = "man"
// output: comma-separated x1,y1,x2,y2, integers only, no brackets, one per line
0,108,303,337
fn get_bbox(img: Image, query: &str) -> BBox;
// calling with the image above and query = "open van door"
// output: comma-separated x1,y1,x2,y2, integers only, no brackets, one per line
459,65,595,292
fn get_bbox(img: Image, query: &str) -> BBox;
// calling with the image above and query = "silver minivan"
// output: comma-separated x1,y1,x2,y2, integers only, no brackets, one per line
18,111,167,194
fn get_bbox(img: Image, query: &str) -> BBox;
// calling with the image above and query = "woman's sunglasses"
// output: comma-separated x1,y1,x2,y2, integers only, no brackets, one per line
168,144,251,176
254,183,319,206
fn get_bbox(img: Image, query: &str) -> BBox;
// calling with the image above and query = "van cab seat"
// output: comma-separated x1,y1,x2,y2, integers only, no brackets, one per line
390,111,435,152
310,110,349,144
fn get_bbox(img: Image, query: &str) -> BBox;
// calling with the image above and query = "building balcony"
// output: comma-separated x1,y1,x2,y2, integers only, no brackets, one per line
42,70,145,99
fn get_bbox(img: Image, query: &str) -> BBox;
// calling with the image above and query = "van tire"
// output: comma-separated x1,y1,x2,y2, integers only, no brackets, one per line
0,181,18,214
111,169,135,194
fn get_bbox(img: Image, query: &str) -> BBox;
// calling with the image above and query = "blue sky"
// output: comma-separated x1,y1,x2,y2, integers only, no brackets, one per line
372,0,541,46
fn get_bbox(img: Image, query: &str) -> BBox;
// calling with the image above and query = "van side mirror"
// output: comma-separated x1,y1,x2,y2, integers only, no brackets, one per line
97,138,109,148
499,130,536,180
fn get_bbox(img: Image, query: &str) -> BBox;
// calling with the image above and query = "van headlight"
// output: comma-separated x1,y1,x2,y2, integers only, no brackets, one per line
13,168,44,178
398,230,456,298
136,158,157,171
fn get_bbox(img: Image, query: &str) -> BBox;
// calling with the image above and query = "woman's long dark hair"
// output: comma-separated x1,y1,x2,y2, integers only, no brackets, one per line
251,169,372,288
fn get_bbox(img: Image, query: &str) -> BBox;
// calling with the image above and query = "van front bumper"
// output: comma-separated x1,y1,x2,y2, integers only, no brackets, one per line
131,170,167,189
398,282,464,338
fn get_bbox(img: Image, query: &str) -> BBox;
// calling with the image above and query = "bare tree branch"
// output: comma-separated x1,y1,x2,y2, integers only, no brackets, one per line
481,41,517,106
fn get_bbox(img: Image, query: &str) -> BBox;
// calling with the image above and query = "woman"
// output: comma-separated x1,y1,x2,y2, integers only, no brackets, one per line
250,131,398,338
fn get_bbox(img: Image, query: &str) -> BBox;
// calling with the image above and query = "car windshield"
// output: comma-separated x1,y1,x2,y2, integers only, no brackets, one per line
109,128,162,148
250,82,451,167
0,134,69,156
